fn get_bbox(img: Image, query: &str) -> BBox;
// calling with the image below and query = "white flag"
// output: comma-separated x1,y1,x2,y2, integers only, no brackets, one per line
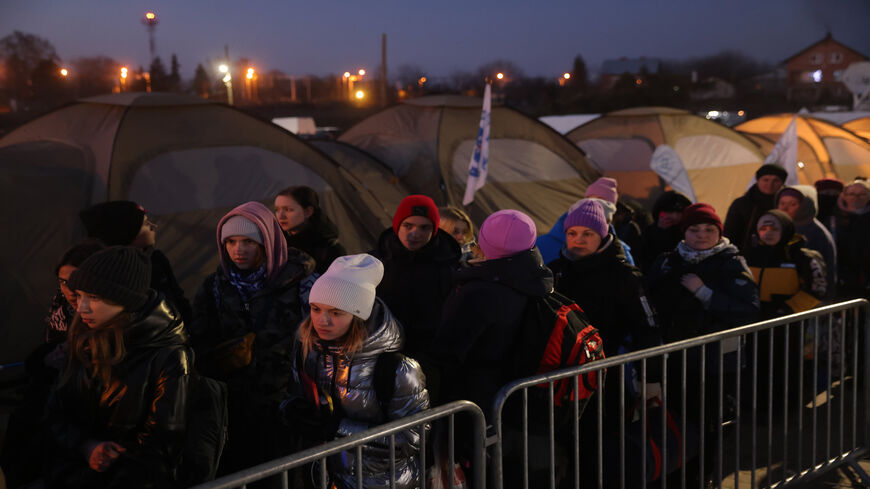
762,115,799,185
650,144,697,202
462,83,491,205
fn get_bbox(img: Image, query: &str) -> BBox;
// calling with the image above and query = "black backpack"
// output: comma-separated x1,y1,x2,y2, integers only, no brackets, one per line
516,291,605,411
178,372,229,486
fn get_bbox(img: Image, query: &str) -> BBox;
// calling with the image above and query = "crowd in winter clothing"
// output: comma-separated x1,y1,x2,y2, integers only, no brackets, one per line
3,164,869,489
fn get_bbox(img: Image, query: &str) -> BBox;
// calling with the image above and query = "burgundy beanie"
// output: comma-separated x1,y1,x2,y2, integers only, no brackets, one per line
80,201,146,246
392,195,440,233
814,178,845,194
584,177,619,204
680,203,723,235
478,209,537,260
564,199,608,238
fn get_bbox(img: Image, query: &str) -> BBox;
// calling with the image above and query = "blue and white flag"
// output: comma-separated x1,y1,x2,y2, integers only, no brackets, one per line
650,144,697,202
462,83,491,205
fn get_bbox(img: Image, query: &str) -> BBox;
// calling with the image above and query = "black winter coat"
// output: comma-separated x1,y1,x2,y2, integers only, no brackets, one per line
646,242,760,343
833,209,870,299
283,212,347,275
373,228,461,359
548,235,660,358
45,293,191,489
723,184,776,252
428,248,554,411
190,249,315,404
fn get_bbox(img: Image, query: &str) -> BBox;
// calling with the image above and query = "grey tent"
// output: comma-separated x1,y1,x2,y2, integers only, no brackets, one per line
339,95,599,230
0,92,390,365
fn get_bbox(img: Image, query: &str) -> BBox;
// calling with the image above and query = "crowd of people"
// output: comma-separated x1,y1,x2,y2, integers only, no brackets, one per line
2,165,868,489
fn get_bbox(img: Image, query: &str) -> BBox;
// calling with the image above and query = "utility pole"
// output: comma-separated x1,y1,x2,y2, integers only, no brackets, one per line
381,33,388,107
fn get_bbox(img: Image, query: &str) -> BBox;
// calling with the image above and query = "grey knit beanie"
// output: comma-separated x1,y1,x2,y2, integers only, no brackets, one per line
67,246,152,311
220,215,263,244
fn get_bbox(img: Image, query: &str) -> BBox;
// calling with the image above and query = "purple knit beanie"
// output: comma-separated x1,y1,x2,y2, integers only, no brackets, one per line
478,210,537,260
564,199,608,238
585,177,619,204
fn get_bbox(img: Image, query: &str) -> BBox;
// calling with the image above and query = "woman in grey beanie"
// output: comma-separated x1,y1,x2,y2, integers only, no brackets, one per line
283,253,429,489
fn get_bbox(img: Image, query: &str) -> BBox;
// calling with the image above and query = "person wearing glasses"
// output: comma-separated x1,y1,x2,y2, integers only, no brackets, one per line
79,201,192,322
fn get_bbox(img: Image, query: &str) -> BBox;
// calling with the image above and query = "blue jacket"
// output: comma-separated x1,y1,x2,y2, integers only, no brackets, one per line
536,211,636,265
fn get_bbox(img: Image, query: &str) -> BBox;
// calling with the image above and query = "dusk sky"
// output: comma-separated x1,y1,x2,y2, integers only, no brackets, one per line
3,0,869,80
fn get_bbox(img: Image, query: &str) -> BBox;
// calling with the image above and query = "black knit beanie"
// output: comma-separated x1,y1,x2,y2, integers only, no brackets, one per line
67,246,152,311
79,201,146,246
755,164,788,182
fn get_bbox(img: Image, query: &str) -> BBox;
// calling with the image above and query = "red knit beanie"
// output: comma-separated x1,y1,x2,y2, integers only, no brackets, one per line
392,195,440,233
680,203,722,235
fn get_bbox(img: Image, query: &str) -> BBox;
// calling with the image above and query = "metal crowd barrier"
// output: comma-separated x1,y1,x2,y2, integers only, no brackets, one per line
189,400,486,489
490,299,869,489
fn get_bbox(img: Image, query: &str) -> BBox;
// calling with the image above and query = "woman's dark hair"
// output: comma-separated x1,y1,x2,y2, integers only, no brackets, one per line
277,186,320,212
54,239,106,275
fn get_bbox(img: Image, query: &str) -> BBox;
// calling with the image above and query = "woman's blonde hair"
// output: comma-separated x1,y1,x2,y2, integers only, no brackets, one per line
437,206,475,244
298,314,368,359
63,307,130,389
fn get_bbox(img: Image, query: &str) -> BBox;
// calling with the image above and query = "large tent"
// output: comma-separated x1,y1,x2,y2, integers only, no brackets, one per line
565,107,766,215
0,92,390,365
338,95,600,230
736,114,870,183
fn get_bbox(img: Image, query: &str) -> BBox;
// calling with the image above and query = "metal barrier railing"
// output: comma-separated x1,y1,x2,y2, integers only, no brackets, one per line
189,400,487,489
490,299,870,489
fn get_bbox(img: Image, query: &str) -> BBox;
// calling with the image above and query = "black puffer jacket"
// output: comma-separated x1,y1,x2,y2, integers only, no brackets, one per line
428,248,553,411
723,184,776,252
283,212,347,275
190,248,315,404
45,293,191,489
646,240,760,343
548,235,660,358
373,228,461,359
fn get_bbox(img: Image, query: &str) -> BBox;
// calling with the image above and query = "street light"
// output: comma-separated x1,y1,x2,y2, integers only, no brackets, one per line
218,64,233,105
219,64,228,73
142,11,159,62
59,68,69,77
120,66,128,91
496,72,504,80
358,69,366,77
355,90,365,100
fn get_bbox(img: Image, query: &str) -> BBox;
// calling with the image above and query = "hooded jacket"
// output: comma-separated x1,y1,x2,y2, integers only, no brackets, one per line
292,298,429,489
536,208,637,266
45,293,191,489
373,228,461,359
744,212,827,319
646,239,759,343
429,248,554,411
283,210,347,275
549,234,659,358
723,183,777,252
775,185,837,298
191,202,316,403
833,192,870,299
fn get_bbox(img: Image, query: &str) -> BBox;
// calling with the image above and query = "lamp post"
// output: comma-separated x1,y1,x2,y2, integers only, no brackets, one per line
245,67,256,102
219,64,233,105
120,66,128,92
142,11,159,63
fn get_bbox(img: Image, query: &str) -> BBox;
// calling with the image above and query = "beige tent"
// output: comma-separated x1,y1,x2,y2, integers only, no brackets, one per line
339,95,599,230
843,117,870,141
0,92,391,365
736,114,870,182
565,107,766,216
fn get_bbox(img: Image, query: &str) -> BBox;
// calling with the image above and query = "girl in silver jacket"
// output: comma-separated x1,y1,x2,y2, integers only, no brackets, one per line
284,253,429,489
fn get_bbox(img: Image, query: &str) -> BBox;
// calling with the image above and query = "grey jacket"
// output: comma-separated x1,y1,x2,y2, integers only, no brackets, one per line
295,298,429,489
778,185,838,298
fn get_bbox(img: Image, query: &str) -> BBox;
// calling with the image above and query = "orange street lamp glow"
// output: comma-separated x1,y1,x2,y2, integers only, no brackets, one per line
60,68,69,77
355,90,365,100
358,69,366,76
120,67,128,78
419,76,427,84
246,68,255,79
496,72,504,80
145,12,156,20
563,73,571,80
343,72,351,78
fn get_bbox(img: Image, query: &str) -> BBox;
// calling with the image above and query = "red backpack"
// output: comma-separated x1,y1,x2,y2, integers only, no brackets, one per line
517,291,605,408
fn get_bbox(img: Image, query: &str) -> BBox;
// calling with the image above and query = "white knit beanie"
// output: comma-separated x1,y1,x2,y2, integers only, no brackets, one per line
308,254,384,320
220,215,263,244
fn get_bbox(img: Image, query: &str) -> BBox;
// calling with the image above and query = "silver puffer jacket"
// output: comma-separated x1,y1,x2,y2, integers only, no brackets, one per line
294,298,429,489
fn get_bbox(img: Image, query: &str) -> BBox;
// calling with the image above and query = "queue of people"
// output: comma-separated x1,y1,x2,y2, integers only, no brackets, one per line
4,167,868,489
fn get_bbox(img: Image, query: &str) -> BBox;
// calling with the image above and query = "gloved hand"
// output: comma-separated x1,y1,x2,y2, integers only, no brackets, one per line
280,394,341,441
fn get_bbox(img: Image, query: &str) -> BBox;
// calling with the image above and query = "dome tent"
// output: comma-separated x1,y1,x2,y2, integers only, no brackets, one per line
565,106,766,215
0,92,389,365
736,114,870,182
843,116,870,141
339,95,600,230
